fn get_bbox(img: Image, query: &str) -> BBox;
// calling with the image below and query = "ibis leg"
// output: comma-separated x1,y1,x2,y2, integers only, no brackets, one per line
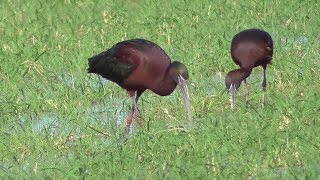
126,107,134,133
262,66,267,107
244,78,249,106
126,91,135,133
133,90,144,127
125,90,144,133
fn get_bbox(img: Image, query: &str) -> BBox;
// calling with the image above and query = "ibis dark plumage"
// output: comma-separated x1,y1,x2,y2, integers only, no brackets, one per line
225,29,273,110
88,39,192,132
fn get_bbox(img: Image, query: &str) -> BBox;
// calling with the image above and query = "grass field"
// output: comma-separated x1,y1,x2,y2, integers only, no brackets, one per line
1,0,320,179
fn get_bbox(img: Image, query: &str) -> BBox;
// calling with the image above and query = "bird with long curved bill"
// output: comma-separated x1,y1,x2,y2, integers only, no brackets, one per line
225,29,273,110
87,39,192,132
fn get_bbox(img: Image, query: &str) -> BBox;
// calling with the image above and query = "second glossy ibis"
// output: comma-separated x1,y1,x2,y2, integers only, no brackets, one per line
87,39,192,132
225,29,273,110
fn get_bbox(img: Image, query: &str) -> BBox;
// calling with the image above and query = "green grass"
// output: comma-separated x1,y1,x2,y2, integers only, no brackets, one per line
1,0,320,179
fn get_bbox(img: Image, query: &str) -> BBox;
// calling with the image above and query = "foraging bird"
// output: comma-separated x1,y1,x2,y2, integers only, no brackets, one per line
87,39,192,132
225,29,273,110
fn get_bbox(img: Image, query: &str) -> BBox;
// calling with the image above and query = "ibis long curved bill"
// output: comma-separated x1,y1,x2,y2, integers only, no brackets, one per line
177,75,192,129
228,83,237,111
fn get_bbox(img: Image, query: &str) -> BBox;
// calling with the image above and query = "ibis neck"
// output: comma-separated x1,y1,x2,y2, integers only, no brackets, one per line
226,67,252,89
151,71,177,96
233,68,252,84
238,67,252,79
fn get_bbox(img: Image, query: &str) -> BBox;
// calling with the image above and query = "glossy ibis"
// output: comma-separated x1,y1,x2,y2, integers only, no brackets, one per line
225,29,273,110
88,39,192,132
